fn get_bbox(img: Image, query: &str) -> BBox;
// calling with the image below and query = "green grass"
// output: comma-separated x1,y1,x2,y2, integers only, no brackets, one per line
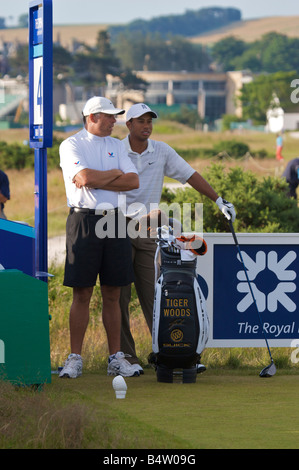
1,369,299,449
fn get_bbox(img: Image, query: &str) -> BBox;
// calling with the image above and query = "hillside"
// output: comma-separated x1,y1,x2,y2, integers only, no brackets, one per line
0,24,108,48
108,7,241,39
1,15,299,49
190,16,299,45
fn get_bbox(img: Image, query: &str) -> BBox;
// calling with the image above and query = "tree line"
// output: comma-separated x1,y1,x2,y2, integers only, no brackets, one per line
108,7,241,39
2,23,299,124
212,33,299,73
5,29,299,80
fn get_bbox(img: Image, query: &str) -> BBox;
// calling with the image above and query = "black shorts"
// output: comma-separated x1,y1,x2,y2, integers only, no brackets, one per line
63,210,134,288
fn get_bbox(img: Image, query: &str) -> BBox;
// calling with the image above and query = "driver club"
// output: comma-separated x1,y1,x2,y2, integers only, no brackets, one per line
228,220,276,378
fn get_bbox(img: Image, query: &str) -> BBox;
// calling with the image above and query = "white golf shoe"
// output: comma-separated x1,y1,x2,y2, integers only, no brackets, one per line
107,352,140,377
196,363,207,374
59,353,83,378
131,363,144,375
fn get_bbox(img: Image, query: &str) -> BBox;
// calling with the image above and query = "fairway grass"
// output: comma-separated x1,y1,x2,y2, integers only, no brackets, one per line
57,370,299,450
1,369,299,449
55,369,299,450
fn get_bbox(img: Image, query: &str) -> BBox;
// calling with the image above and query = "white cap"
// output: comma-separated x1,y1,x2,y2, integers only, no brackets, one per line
82,96,125,116
126,103,158,122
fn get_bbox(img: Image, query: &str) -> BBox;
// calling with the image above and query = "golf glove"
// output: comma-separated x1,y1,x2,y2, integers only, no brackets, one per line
216,197,236,222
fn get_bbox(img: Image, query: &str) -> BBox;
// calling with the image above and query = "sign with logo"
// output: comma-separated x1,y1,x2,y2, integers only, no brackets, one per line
0,219,35,277
29,0,52,148
196,233,299,347
28,0,53,280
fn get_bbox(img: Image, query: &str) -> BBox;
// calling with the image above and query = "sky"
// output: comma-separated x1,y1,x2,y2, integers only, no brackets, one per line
2,0,299,26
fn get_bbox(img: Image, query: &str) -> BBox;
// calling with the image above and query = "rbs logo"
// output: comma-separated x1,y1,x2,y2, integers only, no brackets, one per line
236,250,297,313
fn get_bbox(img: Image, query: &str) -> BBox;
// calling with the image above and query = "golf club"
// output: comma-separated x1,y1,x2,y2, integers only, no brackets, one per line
228,220,276,378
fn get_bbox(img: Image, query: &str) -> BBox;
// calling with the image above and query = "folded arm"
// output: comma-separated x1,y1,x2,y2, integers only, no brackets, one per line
101,172,139,191
73,168,139,191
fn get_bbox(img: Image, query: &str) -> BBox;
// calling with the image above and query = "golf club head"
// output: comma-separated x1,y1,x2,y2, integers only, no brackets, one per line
259,361,276,378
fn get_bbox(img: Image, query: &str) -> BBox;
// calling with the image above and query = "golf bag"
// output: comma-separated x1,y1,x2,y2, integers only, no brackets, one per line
150,226,209,383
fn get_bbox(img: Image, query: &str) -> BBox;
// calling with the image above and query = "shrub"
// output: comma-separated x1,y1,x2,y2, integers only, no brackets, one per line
212,140,250,159
161,163,299,233
250,148,270,159
0,137,62,170
0,141,33,169
173,147,215,161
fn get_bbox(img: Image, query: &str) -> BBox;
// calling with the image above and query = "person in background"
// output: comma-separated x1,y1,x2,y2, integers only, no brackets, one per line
59,96,140,379
119,103,236,374
276,132,284,161
0,169,10,219
282,157,299,199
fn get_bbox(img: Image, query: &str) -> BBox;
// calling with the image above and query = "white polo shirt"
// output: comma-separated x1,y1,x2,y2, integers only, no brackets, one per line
59,128,138,209
122,136,195,214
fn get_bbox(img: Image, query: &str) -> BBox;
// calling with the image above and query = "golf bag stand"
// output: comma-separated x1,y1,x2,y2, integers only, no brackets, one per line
149,227,209,383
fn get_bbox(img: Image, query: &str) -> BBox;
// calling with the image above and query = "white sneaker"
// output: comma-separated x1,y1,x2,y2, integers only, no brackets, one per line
59,353,83,378
107,352,140,377
131,364,144,375
196,363,206,374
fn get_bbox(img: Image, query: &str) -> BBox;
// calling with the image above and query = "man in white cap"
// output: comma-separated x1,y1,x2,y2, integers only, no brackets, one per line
120,103,236,374
59,96,140,378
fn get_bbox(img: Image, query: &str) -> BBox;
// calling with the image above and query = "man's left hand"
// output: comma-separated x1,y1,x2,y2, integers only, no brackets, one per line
216,197,236,222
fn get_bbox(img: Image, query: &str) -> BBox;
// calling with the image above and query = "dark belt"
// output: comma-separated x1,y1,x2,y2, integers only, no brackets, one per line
70,207,119,216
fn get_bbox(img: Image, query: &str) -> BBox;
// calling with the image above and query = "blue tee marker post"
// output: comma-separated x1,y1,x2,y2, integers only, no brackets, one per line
29,0,53,281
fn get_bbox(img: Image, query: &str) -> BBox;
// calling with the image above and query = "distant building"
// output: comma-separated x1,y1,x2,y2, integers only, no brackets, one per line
106,70,253,123
0,76,28,126
0,69,255,128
